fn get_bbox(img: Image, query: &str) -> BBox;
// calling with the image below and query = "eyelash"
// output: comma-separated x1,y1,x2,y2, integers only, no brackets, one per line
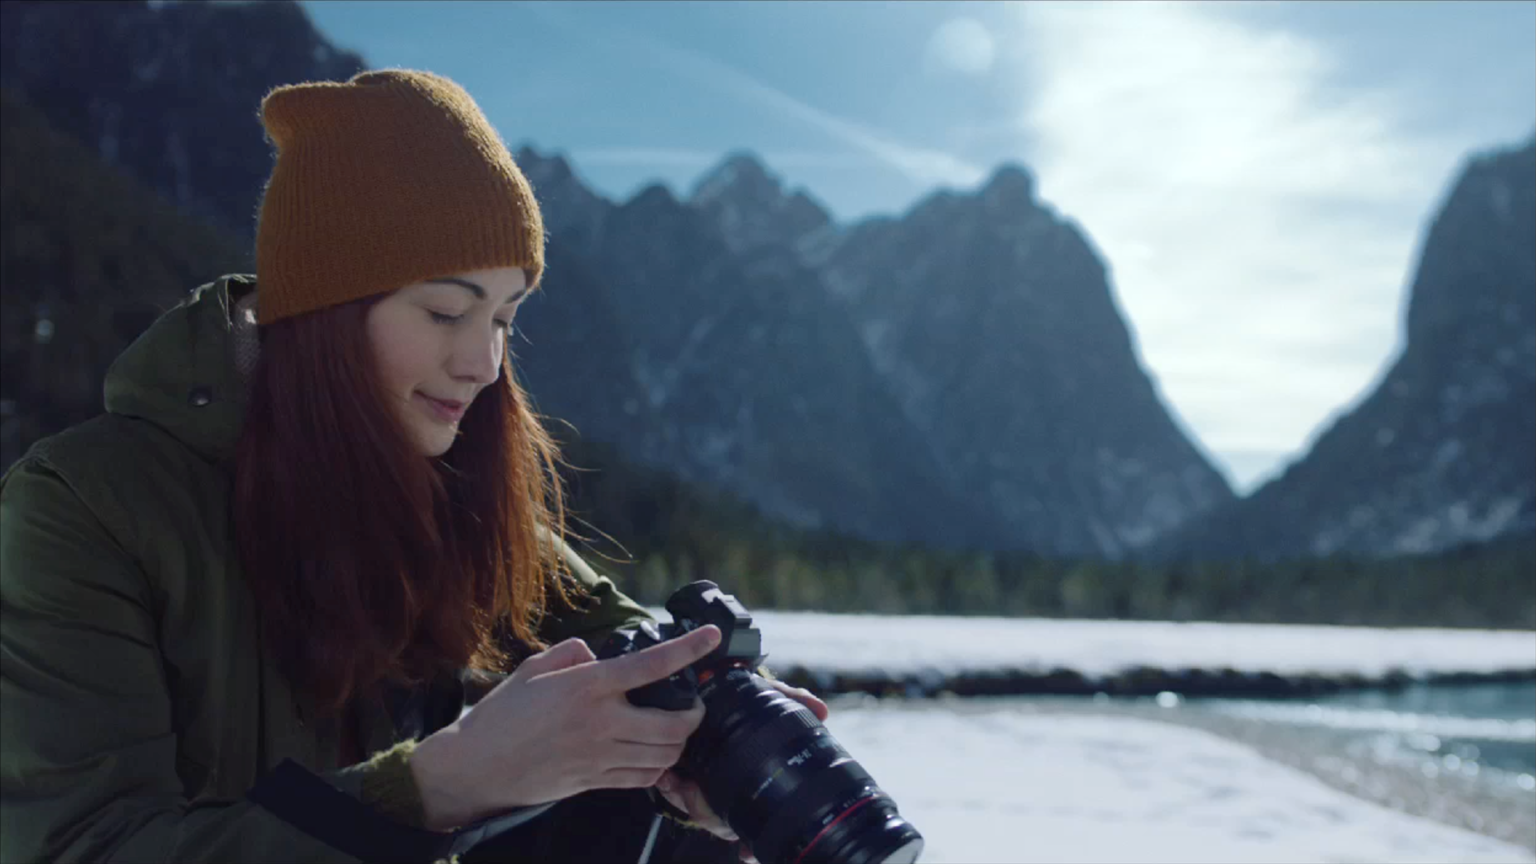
429,311,515,332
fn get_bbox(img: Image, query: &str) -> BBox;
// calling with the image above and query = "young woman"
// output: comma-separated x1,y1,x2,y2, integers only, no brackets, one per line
0,69,825,863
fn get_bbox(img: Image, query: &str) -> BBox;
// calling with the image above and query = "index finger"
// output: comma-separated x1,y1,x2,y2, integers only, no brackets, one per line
600,624,721,692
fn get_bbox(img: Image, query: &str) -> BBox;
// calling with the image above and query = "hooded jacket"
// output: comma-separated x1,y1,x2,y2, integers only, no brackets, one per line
0,275,653,862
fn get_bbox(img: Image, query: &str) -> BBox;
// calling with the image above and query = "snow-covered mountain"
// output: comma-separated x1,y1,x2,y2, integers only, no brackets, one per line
1168,138,1536,559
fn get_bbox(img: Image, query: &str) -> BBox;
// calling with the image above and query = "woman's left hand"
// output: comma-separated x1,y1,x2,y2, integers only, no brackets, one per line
654,679,830,864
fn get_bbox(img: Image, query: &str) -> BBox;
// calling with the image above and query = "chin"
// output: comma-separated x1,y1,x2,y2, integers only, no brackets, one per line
411,427,457,458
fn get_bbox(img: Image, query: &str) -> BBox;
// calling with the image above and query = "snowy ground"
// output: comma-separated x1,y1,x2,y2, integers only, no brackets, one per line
822,700,1535,864
629,609,1534,862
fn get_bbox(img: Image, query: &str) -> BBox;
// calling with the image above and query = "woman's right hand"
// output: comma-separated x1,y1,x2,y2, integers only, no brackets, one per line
408,624,722,831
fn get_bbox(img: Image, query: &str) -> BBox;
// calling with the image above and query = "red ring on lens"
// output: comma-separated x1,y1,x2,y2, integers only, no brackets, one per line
792,794,877,864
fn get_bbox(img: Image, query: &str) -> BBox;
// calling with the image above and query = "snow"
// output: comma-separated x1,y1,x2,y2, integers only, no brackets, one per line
1092,451,1188,551
1390,497,1529,555
564,612,1536,861
1433,439,1465,469
636,311,721,410
823,701,1533,863
650,609,1536,682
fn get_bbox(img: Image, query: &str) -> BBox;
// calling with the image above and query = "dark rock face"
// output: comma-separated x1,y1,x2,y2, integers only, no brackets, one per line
0,87,248,470
517,151,998,548
797,163,1235,556
1169,139,1536,559
0,0,364,244
687,152,832,253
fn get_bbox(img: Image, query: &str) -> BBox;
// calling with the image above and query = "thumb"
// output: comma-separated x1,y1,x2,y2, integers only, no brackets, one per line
511,637,596,682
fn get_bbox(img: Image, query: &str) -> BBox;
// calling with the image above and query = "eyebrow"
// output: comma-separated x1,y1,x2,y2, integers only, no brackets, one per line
425,277,529,306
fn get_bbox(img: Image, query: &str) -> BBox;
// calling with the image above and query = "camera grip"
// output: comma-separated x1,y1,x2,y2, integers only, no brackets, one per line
626,668,699,711
599,621,702,711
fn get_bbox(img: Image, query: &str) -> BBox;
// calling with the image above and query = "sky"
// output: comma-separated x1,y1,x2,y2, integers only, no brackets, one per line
300,0,1536,494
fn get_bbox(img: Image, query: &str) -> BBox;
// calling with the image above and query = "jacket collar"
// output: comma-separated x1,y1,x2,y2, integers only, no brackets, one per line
103,274,255,465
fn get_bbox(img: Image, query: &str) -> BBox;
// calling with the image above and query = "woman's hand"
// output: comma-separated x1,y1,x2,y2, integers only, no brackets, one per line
409,625,722,830
654,679,830,863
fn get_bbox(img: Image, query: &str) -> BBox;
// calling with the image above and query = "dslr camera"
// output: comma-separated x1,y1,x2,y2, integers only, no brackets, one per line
597,581,924,864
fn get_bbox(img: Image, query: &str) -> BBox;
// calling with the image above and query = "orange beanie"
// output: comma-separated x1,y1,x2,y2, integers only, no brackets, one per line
254,69,544,326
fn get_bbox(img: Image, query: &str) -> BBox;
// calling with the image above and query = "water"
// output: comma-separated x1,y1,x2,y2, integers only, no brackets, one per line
1190,681,1536,792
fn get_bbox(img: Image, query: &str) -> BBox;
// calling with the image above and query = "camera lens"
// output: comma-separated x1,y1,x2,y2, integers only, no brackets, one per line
682,668,924,864
797,793,923,864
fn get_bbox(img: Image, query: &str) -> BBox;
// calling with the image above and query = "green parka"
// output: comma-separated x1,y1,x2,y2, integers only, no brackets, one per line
0,275,653,862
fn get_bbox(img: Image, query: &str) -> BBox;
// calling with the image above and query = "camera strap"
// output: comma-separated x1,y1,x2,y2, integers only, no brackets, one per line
635,812,664,864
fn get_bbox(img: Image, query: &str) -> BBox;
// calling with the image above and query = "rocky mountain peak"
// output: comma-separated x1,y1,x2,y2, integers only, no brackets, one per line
1405,138,1536,343
688,150,832,252
515,145,575,186
1165,135,1536,560
627,182,683,213
811,162,1234,556
980,162,1036,210
690,151,777,206
514,145,607,241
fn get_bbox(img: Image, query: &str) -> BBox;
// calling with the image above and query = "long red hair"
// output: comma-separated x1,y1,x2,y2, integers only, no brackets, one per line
232,292,575,721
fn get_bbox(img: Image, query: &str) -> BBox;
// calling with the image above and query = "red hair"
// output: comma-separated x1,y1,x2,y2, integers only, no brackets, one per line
232,293,574,720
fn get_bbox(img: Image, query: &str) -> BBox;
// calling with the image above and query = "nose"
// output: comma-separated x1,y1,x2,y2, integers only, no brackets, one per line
449,326,504,387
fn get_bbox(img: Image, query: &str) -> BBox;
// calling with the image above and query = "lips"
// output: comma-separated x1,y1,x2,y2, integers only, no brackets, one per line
416,392,468,422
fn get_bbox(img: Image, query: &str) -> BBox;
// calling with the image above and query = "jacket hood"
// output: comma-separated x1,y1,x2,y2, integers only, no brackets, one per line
103,274,258,465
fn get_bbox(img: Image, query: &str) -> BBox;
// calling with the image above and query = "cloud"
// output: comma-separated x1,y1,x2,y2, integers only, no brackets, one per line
1009,1,1470,491
925,17,996,77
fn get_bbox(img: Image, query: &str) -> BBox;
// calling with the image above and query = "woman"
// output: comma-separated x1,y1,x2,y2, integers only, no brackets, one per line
0,69,825,863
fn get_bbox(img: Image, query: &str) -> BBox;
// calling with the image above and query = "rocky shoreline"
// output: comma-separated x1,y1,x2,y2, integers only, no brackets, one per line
775,663,1536,700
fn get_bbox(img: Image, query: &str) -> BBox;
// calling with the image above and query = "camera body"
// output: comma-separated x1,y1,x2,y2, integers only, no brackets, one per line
599,580,765,712
597,581,923,864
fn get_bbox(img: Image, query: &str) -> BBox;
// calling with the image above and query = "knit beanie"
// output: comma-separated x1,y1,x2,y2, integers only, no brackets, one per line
255,69,544,326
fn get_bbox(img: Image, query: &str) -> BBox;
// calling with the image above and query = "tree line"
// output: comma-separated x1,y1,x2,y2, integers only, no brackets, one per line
558,437,1536,630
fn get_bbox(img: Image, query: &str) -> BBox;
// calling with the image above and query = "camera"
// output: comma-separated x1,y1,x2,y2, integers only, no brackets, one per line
597,581,924,864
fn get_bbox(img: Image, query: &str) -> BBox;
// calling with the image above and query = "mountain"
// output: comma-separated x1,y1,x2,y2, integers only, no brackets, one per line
790,162,1235,556
0,0,364,243
1,0,1235,555
1168,138,1536,559
517,150,1001,548
0,86,248,469
687,151,833,253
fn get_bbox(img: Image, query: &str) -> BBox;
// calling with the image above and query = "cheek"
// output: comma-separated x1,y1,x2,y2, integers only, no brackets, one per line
372,342,418,396
368,321,438,395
